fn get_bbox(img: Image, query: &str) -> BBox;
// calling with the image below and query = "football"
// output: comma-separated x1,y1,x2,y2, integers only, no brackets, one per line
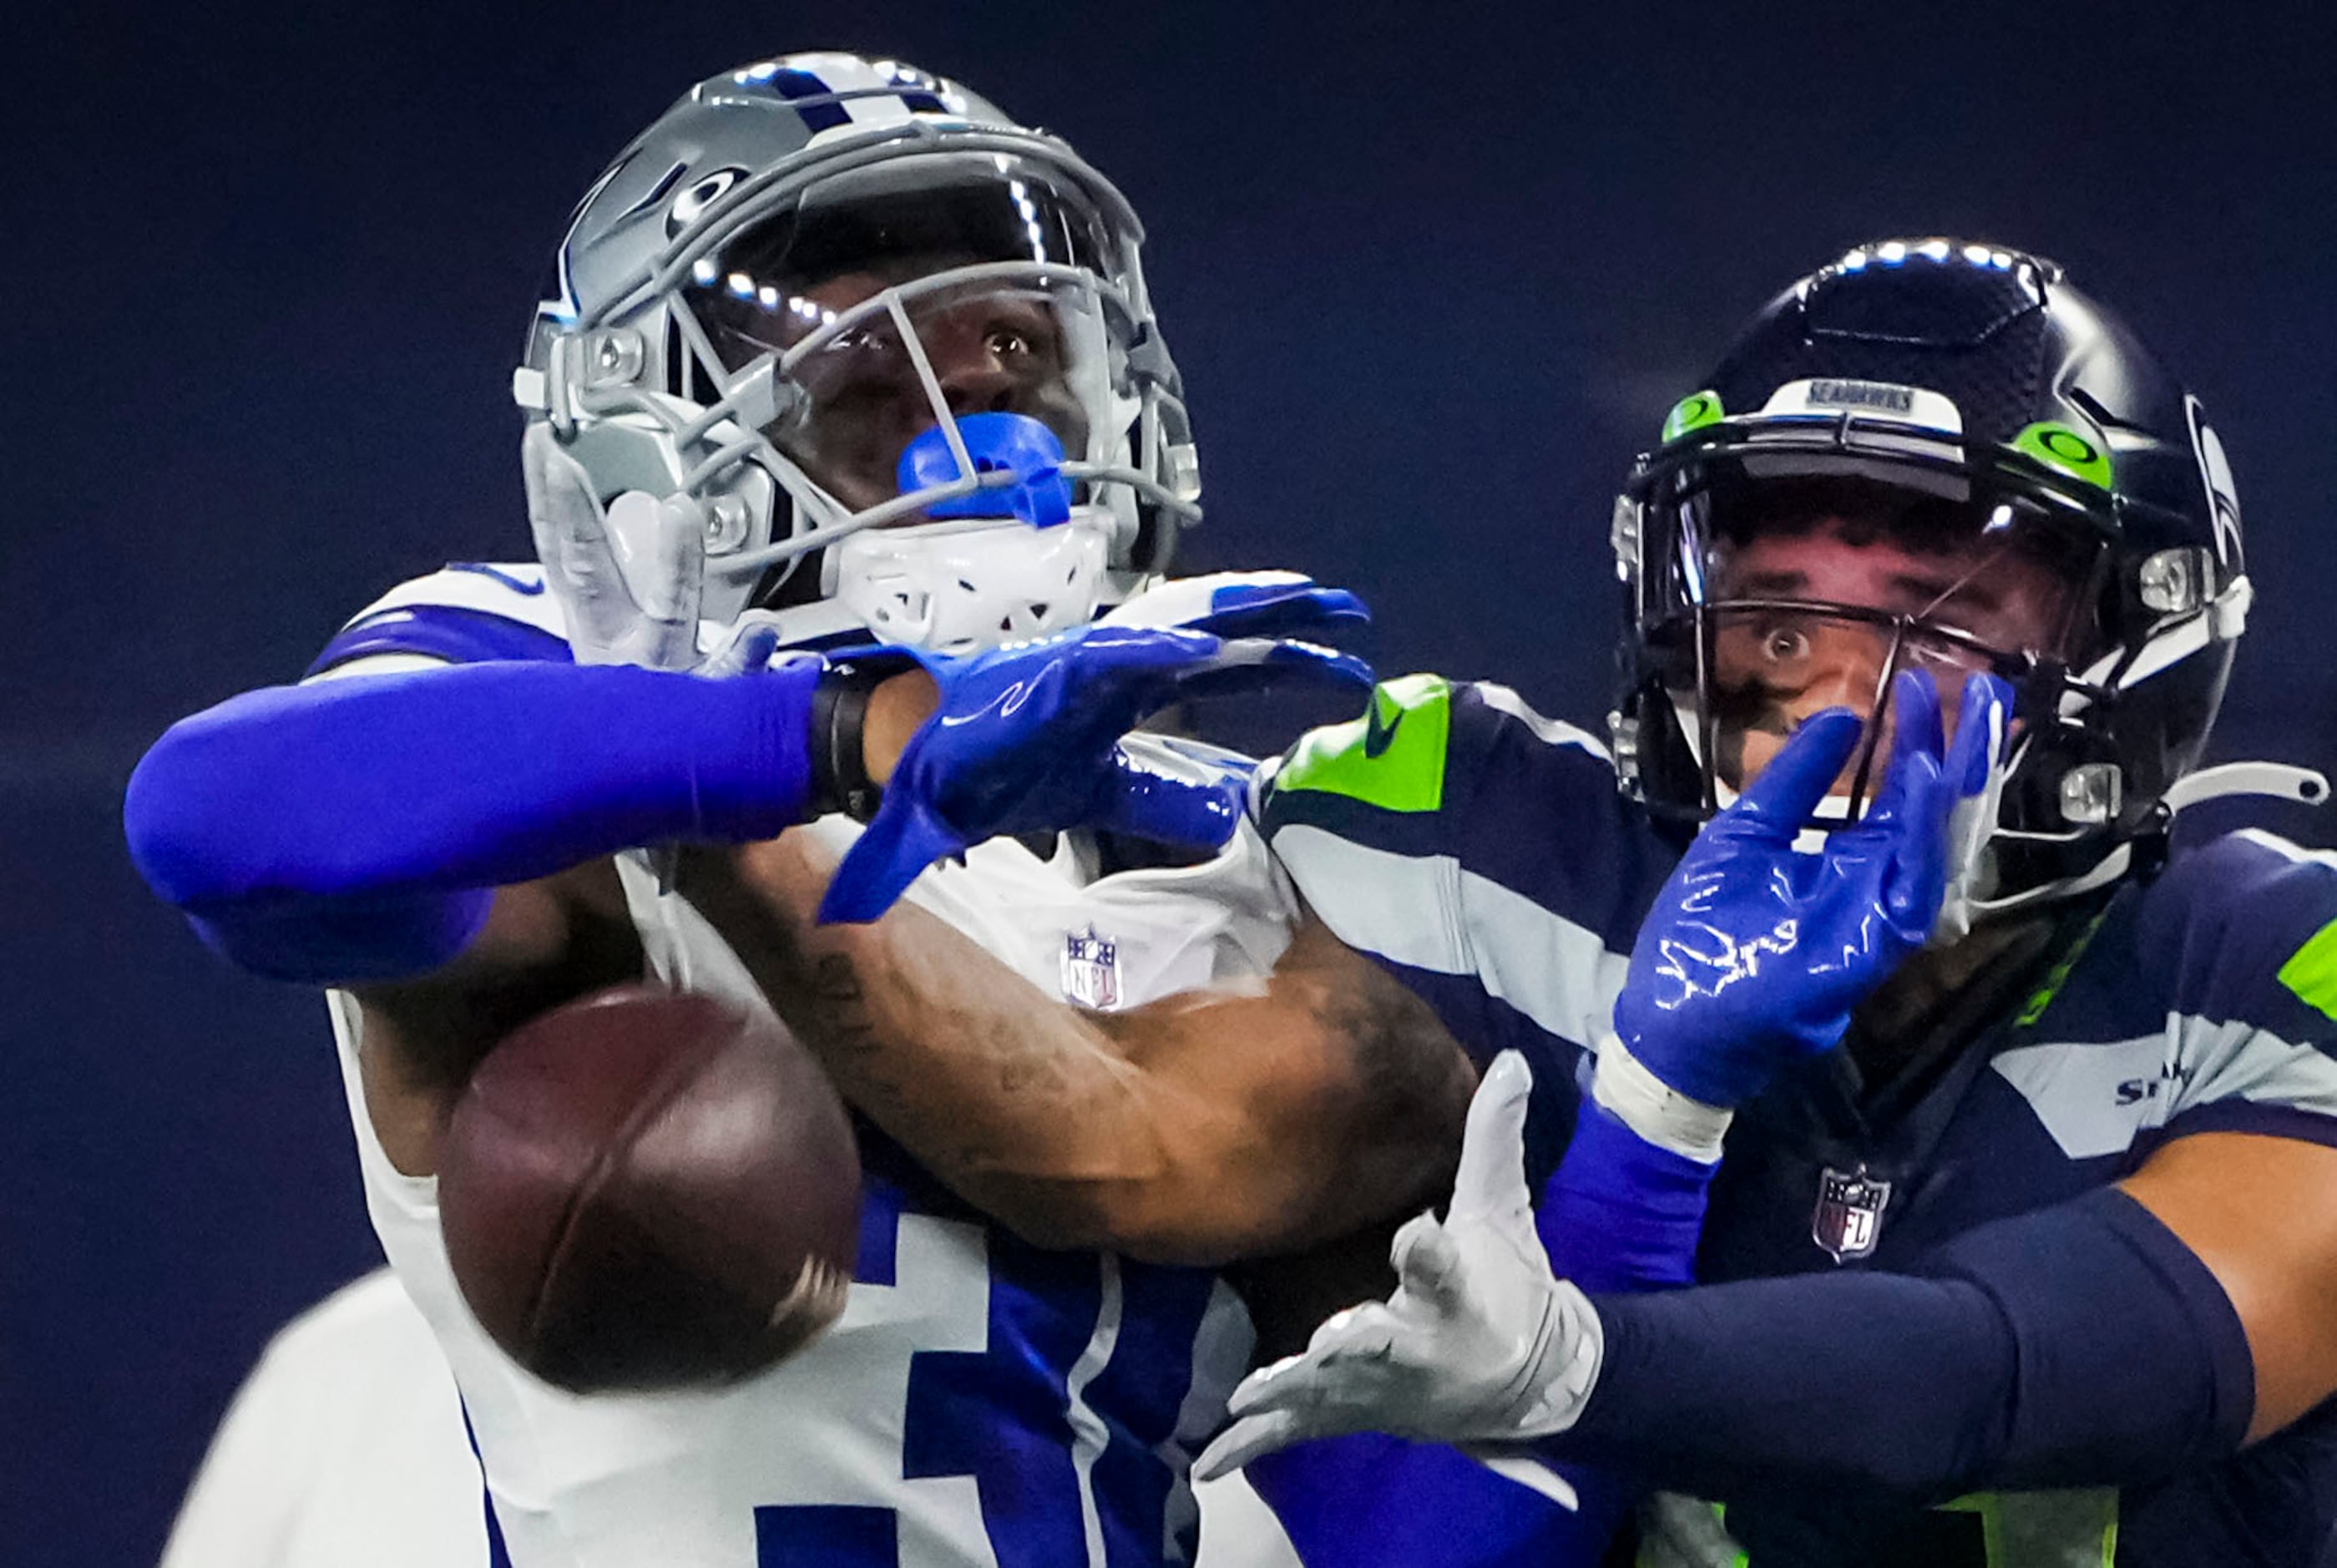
438,983,861,1393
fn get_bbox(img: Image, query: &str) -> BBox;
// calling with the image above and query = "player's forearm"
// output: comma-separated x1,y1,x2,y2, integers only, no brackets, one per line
677,835,1182,1251
125,660,823,982
1551,1187,2254,1500
682,838,1474,1261
1535,1042,1726,1292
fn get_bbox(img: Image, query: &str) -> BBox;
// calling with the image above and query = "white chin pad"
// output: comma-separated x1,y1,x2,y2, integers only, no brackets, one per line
832,510,1112,655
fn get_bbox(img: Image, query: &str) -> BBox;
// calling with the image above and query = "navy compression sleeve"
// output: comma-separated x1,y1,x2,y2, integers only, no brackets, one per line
124,659,822,982
1557,1186,2254,1500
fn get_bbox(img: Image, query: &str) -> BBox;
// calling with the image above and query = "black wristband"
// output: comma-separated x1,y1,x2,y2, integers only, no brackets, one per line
810,655,916,822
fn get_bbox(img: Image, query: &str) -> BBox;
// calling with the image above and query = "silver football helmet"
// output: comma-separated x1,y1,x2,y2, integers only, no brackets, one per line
514,53,1201,649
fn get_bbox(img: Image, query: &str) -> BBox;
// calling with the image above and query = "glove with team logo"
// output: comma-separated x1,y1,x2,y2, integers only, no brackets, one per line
1611,670,2010,1112
1193,1052,1602,1480
819,618,1373,923
524,422,706,670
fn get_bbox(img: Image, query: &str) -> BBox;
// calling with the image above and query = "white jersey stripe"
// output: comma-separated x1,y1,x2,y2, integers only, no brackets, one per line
1065,1255,1124,1568
1269,825,1630,1052
1474,684,1610,757
1992,1012,2337,1160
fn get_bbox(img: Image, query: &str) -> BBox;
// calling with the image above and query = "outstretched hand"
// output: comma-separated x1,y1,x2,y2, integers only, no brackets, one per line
524,423,705,670
1616,670,2011,1110
819,615,1373,923
1193,1052,1598,1490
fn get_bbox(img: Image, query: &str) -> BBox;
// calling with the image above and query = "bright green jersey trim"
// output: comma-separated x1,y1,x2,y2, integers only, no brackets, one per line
1273,673,1452,814
2278,916,2337,1022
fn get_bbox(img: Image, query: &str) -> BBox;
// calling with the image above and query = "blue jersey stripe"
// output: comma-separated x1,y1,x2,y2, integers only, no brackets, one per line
458,1399,515,1568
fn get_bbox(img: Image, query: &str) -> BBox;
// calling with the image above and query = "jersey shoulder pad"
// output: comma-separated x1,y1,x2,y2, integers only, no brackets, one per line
1267,672,1459,817
1259,675,1667,943
2137,829,2337,1042
307,563,572,679
1260,675,1611,844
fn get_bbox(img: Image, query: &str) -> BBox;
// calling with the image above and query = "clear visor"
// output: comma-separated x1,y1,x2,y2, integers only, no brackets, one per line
1641,471,2105,801
680,152,1139,525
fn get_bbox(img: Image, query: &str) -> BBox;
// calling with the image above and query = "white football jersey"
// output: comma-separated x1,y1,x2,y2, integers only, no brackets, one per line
217,566,1312,1568
163,1270,490,1568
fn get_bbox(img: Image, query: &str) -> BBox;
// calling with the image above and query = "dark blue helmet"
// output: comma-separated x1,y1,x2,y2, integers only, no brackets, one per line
1612,239,2253,908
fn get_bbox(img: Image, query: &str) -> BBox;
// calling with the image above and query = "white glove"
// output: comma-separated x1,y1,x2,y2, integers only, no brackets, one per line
1636,1493,1747,1568
1193,1052,1603,1483
524,422,705,670
1930,691,2009,947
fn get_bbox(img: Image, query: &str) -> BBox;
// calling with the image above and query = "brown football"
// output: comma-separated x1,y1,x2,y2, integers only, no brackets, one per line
438,983,860,1392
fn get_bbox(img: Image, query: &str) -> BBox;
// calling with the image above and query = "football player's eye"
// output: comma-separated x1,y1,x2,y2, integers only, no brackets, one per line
986,326,1032,357
1763,625,1809,663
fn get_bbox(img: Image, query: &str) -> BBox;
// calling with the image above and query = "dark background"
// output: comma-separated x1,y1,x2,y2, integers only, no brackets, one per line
13,3,2337,1561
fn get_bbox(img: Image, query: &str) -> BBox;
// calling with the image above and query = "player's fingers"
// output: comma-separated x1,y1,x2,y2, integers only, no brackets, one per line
817,799,964,926
522,424,604,546
1450,1050,1535,1225
1640,1492,1748,1568
1945,672,2012,797
1731,708,1864,833
1389,1211,1467,1314
1876,746,1954,936
1185,584,1372,641
636,493,706,630
697,620,782,680
1192,1408,1313,1483
1169,637,1376,707
1090,753,1242,852
1216,1322,1378,1427
1303,1301,1399,1368
1863,670,1943,827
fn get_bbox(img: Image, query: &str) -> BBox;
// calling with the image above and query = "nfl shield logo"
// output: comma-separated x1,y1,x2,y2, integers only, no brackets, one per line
1813,1166,1892,1263
1060,927,1124,1010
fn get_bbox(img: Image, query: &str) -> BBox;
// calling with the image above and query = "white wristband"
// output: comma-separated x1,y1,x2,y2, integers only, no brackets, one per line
1590,1033,1733,1164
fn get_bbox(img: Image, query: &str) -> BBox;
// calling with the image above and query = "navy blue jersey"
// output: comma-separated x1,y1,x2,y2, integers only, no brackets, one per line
1258,674,2337,1567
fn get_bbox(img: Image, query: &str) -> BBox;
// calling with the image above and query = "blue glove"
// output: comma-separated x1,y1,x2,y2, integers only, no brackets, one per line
1099,570,1371,641
820,620,1372,923
1613,670,2011,1109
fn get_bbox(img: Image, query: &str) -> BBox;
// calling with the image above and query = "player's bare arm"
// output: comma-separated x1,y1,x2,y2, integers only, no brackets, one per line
680,832,1475,1265
678,637,1475,1264
350,862,640,1176
2121,1131,2337,1441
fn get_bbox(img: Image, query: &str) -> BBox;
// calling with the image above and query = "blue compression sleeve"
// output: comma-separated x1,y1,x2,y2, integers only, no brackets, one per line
124,659,822,982
1560,1186,2254,1500
1244,1437,1629,1568
1537,1098,1716,1292
1240,1100,1712,1565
